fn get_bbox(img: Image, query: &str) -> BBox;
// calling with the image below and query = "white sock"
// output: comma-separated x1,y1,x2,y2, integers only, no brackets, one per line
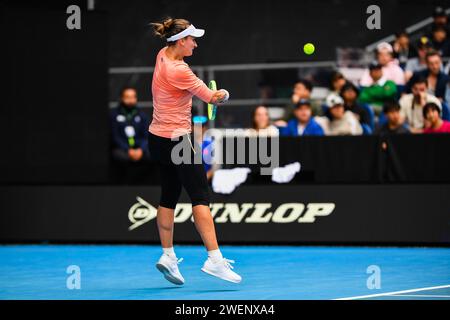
163,247,176,258
208,249,223,263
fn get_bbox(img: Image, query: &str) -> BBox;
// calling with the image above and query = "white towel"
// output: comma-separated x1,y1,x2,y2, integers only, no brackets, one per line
271,162,301,184
212,168,251,194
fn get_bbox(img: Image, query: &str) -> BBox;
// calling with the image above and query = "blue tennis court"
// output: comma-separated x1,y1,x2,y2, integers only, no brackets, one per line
0,245,449,300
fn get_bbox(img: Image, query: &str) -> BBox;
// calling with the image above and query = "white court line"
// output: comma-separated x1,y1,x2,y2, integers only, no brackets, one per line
392,295,450,298
334,284,450,300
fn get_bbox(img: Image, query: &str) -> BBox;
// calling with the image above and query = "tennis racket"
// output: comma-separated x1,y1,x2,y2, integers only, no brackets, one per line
207,80,218,120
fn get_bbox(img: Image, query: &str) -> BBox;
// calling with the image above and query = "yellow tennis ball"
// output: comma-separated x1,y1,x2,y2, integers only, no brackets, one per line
303,43,315,55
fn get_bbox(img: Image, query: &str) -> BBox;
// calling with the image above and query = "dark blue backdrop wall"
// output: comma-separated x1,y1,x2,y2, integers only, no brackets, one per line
1,184,449,245
0,2,109,184
104,0,449,66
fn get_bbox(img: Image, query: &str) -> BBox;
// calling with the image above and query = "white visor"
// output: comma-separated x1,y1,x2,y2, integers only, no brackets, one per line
166,24,205,42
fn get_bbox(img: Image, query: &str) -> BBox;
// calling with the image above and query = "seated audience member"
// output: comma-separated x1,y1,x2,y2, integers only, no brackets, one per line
425,7,450,59
360,42,405,86
423,7,449,42
429,6,449,32
325,71,347,111
406,50,449,101
278,99,324,136
329,71,347,94
247,105,279,137
359,62,397,113
282,79,314,121
375,102,410,135
110,87,150,162
392,30,417,69
292,79,313,102
423,102,450,133
400,77,442,133
430,25,450,57
405,37,432,81
316,94,362,136
340,82,371,126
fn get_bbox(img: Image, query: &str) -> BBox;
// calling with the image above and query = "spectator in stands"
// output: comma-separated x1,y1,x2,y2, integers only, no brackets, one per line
375,102,410,135
360,42,405,86
329,71,347,94
340,82,371,127
392,30,417,69
430,25,450,57
400,77,442,133
423,102,450,133
431,6,448,30
359,62,398,113
325,71,347,113
278,99,324,136
110,87,150,162
247,105,279,137
316,94,362,135
406,50,449,101
424,7,449,40
292,79,313,103
405,37,432,81
282,79,314,121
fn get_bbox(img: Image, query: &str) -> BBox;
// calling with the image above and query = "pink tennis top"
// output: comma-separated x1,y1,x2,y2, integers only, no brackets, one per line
149,47,214,138
424,120,450,133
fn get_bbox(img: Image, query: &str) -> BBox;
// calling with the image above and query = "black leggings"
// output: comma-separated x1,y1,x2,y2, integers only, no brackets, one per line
148,132,210,209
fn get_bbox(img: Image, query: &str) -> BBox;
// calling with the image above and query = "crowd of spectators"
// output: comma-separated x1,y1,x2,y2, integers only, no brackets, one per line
109,6,450,177
257,7,450,137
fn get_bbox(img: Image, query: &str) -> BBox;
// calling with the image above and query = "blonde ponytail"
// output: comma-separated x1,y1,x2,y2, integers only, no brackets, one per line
150,17,191,44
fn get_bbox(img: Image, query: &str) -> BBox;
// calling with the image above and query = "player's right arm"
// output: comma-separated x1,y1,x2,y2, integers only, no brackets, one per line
168,64,229,104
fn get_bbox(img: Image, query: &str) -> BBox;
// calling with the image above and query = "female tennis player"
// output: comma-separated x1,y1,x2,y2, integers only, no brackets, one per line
148,17,241,285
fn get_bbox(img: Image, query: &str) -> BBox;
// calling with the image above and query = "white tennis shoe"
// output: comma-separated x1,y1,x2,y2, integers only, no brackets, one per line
156,254,185,285
201,257,242,283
